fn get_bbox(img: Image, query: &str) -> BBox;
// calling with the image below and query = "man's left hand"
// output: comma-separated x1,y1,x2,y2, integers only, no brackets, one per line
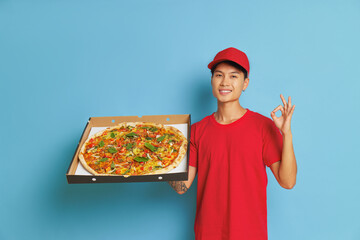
270,94,295,135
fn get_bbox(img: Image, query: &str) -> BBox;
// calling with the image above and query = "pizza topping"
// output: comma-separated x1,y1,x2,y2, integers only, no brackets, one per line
108,147,117,154
87,147,96,153
81,122,187,176
157,135,165,142
125,132,138,138
134,156,149,162
132,147,141,155
144,142,156,152
149,127,158,132
124,143,135,150
94,157,108,165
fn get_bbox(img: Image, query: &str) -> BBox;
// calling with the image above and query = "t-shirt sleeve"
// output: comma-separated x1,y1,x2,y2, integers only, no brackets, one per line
262,118,283,167
188,123,198,168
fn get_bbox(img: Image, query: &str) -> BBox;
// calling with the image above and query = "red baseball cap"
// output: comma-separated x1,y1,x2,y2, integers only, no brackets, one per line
208,47,250,76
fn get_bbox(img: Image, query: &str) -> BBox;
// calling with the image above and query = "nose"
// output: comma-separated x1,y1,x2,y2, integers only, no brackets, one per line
220,75,231,86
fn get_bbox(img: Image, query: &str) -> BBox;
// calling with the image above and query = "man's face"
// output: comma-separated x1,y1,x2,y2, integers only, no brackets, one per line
211,62,249,103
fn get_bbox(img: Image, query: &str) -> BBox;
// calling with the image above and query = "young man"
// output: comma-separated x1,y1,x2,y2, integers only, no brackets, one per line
168,47,297,240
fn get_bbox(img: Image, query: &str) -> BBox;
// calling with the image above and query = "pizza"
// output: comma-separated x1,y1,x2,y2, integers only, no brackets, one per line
78,122,188,177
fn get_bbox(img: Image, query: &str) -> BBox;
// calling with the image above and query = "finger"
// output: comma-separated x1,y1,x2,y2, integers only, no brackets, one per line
289,105,295,117
270,111,277,121
280,105,285,115
280,94,287,109
284,96,291,113
286,105,295,120
272,105,282,112
271,107,279,120
288,96,292,110
272,105,284,117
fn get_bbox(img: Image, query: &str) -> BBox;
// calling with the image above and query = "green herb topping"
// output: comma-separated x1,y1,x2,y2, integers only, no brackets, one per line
145,142,156,152
108,147,117,154
157,135,165,142
126,132,138,138
134,157,149,162
125,143,135,150
149,127,158,132
95,157,108,164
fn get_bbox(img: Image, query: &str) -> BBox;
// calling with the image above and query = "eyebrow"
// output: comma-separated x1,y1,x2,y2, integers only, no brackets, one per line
214,70,241,74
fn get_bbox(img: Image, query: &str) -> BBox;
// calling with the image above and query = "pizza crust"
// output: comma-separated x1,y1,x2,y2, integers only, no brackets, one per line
78,122,188,176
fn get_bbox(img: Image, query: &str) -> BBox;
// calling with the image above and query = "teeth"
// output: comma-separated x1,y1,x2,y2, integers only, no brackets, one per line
220,90,231,93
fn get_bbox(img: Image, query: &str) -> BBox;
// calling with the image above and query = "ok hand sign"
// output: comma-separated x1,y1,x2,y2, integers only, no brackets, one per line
270,94,295,135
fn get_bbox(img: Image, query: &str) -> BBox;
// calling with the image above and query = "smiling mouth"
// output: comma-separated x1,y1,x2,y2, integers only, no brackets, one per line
219,90,232,95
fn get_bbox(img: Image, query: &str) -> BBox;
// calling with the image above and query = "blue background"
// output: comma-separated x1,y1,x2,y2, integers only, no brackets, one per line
1,0,359,239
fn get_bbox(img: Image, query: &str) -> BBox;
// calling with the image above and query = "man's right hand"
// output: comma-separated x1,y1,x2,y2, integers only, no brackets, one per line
168,166,197,194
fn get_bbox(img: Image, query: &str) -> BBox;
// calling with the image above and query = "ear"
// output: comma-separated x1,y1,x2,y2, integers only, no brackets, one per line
244,77,250,89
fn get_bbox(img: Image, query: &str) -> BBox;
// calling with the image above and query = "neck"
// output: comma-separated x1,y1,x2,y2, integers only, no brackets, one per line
214,100,247,124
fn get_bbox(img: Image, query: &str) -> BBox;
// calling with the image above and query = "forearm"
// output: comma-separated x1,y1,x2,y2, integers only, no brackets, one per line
279,132,297,189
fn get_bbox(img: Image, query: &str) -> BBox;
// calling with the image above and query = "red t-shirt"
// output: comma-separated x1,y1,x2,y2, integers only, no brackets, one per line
189,108,283,240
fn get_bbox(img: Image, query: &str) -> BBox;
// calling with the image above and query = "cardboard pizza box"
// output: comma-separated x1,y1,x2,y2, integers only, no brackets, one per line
66,114,190,184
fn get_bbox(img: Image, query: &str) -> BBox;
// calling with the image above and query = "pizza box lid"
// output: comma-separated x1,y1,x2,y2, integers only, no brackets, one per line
66,114,191,184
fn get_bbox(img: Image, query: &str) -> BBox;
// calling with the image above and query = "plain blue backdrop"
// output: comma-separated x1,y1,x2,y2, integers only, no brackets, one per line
1,0,359,239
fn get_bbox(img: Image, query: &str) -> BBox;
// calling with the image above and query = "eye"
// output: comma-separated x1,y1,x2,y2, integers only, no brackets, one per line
231,75,238,78
215,74,222,77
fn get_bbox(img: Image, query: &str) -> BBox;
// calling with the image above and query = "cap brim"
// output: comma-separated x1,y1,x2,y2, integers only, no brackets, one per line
207,58,229,69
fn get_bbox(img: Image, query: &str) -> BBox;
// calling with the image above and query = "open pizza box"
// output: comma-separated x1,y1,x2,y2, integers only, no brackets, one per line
66,114,191,184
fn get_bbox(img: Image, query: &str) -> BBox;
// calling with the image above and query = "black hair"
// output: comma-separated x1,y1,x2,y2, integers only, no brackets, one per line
211,60,248,79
